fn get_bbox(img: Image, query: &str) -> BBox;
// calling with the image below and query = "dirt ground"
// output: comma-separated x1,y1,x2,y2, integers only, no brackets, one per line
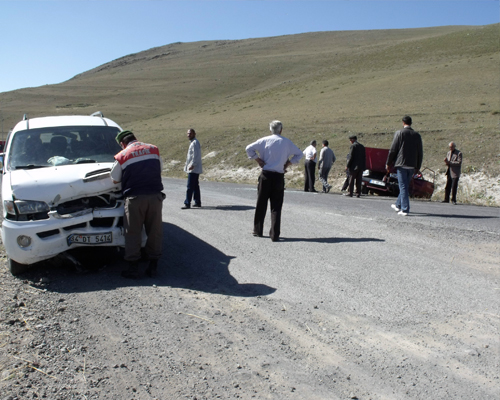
1,244,499,400
1,250,373,400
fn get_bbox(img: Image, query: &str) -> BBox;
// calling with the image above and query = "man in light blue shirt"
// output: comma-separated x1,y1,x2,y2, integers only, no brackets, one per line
246,120,303,242
182,128,203,209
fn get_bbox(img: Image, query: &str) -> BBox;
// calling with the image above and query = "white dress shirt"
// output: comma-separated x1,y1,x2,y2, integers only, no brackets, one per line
303,145,317,163
246,134,303,173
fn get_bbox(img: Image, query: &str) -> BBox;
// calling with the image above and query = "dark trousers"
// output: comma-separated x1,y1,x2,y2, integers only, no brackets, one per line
254,171,285,241
124,193,163,262
304,160,316,191
341,170,350,191
184,173,201,206
444,172,459,203
348,168,363,197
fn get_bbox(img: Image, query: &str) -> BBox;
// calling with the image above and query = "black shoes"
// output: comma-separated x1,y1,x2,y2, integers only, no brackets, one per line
122,260,159,279
145,259,158,278
121,261,140,279
182,203,201,209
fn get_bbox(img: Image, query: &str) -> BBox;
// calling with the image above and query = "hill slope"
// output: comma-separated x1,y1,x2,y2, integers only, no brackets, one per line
1,24,499,184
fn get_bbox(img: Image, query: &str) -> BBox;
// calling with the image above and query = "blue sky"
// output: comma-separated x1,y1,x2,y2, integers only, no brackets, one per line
0,0,498,93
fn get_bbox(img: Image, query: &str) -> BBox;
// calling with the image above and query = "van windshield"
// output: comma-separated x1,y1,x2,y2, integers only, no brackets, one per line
8,126,122,169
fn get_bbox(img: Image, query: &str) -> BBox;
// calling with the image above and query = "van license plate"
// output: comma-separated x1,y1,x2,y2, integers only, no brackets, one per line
67,232,112,246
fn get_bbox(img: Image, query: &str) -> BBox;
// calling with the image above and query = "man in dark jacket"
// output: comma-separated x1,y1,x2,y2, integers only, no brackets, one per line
111,130,164,279
386,116,423,216
345,135,366,197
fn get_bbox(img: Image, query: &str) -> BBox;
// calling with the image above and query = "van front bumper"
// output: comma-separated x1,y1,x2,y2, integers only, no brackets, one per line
1,206,125,265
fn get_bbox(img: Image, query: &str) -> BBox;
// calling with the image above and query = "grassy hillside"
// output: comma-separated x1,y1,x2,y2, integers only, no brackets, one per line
1,24,498,185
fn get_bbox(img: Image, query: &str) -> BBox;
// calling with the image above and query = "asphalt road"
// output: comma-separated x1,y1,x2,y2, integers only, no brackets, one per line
160,177,500,398
164,176,500,311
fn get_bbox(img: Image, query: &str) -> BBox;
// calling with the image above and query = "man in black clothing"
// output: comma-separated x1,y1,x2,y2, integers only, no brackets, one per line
345,135,366,198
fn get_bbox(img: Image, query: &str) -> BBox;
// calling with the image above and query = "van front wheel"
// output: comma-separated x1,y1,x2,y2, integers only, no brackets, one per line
9,258,30,276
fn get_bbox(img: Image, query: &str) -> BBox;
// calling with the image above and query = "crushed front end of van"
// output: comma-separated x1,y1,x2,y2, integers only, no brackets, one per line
1,113,128,275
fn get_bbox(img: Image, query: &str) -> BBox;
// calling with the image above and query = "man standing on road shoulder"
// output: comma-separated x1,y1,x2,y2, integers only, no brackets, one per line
443,141,462,205
386,116,423,216
303,140,317,192
182,128,203,209
345,135,365,198
111,130,164,279
318,140,336,193
245,120,303,242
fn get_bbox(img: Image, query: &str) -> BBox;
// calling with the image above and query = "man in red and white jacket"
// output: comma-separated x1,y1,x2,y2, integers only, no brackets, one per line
111,130,164,279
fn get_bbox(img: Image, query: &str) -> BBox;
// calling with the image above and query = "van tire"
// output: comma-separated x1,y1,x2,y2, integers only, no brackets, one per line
9,258,30,276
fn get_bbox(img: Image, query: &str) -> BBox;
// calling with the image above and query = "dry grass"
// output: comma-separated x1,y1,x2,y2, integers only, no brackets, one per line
1,23,499,192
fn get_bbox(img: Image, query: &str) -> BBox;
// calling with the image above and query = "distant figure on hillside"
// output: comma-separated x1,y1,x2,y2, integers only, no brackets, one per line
318,140,336,193
182,128,203,209
303,140,317,192
245,120,303,242
386,115,423,216
442,141,462,205
345,135,365,198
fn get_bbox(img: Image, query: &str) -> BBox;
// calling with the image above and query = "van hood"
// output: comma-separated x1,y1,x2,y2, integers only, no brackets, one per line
8,163,121,206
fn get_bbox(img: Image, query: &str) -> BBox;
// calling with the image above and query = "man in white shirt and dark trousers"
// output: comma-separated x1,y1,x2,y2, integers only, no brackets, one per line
182,128,203,209
318,140,336,193
246,120,303,242
303,140,317,192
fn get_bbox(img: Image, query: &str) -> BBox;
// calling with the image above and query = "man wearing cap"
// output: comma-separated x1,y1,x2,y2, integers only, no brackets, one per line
303,140,317,192
386,116,423,216
345,135,366,198
111,130,164,279
246,120,303,242
182,128,203,209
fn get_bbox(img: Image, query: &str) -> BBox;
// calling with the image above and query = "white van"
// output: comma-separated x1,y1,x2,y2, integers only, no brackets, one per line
1,112,128,275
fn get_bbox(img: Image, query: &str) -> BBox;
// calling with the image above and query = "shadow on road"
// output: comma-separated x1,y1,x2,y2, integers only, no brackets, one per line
280,237,385,244
411,212,499,219
17,222,275,298
185,205,255,211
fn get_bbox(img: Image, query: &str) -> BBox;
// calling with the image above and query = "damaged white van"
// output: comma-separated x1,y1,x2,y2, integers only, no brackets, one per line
1,112,127,275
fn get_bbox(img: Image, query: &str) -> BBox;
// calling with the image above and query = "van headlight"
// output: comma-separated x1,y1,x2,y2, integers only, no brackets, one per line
17,235,32,248
4,200,50,215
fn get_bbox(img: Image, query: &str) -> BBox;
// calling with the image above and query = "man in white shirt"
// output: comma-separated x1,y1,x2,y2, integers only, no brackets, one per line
246,120,303,242
182,128,203,209
303,140,317,192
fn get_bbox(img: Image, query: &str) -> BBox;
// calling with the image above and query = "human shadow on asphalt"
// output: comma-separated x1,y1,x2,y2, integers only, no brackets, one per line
280,237,385,243
19,222,275,298
159,223,274,296
185,205,254,211
411,212,498,219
